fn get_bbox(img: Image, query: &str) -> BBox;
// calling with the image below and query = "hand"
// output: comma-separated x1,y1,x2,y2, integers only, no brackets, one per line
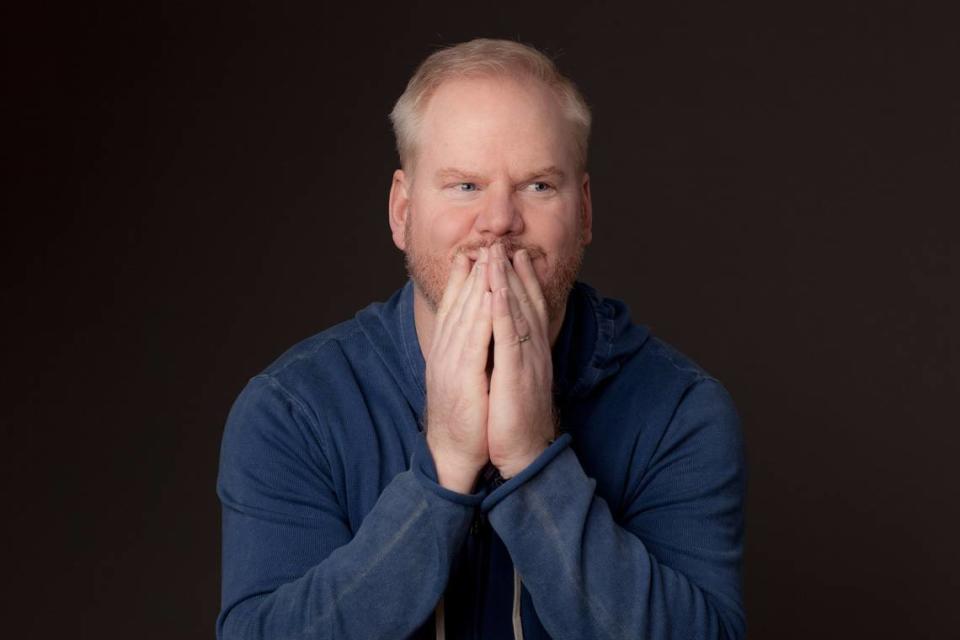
487,243,557,479
424,248,493,493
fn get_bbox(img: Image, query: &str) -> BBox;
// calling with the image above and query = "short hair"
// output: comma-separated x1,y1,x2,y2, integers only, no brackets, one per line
389,38,592,176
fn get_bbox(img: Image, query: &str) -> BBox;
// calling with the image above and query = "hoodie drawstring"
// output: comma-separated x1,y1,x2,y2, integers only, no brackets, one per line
435,597,445,640
512,567,525,639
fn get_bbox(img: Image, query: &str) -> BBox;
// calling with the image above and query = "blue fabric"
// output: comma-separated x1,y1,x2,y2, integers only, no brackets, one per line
216,279,746,639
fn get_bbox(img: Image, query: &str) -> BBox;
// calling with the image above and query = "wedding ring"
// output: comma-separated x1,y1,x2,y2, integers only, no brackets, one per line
517,334,531,344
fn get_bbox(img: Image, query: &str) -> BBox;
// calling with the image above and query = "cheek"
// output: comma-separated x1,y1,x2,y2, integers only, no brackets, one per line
532,215,579,257
527,222,582,285
426,211,475,253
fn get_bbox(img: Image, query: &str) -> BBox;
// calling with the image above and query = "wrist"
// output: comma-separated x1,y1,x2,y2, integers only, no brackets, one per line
493,441,550,480
434,457,483,493
427,438,486,494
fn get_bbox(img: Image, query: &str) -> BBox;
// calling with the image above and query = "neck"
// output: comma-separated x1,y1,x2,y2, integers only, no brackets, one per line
411,282,568,361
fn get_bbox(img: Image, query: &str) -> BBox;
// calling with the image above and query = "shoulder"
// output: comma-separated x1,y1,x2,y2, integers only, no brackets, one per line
630,336,743,470
642,335,713,383
221,317,368,443
251,285,409,399
218,315,379,494
628,334,738,425
217,311,378,447
261,317,366,379
579,282,739,435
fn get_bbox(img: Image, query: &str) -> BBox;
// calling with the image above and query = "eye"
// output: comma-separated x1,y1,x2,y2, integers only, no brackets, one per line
454,182,478,192
526,181,555,193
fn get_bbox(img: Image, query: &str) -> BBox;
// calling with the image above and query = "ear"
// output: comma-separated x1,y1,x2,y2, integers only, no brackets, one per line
388,169,411,250
579,172,593,246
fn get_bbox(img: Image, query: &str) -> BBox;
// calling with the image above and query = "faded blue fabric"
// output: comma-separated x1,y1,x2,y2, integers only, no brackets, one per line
216,279,746,639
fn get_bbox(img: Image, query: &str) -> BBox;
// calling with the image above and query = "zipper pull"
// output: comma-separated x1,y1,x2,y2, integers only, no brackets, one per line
470,509,489,536
470,509,481,535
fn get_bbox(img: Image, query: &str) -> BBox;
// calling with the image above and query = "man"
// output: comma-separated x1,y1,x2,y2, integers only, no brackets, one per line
217,38,746,640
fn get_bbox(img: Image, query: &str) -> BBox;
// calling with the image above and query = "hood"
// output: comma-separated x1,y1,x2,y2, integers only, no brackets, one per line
354,279,650,422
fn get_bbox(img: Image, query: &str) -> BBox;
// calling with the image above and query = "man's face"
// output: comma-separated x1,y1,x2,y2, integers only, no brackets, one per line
389,74,592,324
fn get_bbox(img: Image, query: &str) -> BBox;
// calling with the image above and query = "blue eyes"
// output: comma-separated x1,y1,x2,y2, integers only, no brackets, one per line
451,182,553,193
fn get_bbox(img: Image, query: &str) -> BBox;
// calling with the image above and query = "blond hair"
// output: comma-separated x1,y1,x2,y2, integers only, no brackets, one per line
389,38,592,175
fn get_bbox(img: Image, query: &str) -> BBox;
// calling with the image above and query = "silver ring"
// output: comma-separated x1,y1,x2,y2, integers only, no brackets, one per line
517,334,531,344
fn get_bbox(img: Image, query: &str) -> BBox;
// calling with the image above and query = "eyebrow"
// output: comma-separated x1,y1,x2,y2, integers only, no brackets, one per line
435,166,567,183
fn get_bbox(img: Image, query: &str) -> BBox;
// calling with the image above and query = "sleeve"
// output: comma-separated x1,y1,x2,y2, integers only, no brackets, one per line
481,378,747,640
216,374,482,640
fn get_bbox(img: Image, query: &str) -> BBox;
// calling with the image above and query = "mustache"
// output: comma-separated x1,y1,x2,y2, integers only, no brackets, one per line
453,239,547,262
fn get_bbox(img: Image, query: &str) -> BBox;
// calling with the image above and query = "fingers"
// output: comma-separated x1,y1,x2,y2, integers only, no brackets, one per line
489,244,510,295
433,248,488,353
465,291,493,360
511,248,549,332
447,248,488,327
490,243,546,338
492,285,529,370
435,251,471,322
452,251,488,331
438,251,493,369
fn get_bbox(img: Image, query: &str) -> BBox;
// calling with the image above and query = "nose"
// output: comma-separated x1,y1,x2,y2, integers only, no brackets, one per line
474,185,524,238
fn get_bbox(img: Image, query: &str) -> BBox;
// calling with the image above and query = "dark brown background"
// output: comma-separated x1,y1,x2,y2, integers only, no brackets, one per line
3,1,957,638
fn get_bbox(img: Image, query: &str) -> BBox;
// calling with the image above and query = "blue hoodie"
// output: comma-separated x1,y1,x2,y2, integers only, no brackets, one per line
217,280,746,639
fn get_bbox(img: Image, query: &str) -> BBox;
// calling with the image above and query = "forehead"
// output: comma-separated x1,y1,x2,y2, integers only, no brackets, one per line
416,75,576,175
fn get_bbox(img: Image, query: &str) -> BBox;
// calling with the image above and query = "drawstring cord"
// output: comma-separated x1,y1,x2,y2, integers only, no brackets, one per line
435,597,445,640
512,567,525,640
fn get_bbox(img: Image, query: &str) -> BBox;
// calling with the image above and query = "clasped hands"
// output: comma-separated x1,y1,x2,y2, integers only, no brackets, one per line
425,243,557,494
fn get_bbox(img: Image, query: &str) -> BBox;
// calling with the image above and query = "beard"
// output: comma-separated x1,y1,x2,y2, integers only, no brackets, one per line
403,219,585,325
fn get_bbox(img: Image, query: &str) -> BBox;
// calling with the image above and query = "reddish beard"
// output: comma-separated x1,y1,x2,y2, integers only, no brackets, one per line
403,222,584,324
